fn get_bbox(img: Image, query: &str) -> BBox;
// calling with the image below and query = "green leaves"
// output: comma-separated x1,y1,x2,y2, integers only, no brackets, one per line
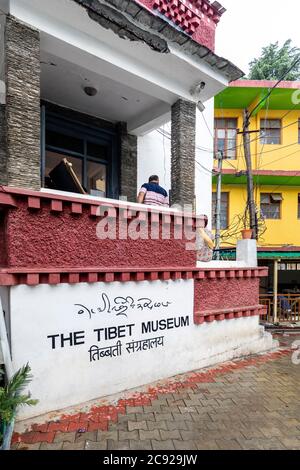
0,363,38,431
249,40,300,81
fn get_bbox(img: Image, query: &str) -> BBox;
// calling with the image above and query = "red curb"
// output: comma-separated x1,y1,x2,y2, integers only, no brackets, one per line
13,348,291,444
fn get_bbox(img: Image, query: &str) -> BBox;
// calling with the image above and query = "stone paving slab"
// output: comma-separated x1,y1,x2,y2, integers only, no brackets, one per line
12,333,300,451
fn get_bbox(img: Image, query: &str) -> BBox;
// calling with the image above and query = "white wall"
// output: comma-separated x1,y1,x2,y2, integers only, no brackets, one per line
137,124,171,193
195,99,214,226
0,287,10,340
7,280,275,420
137,99,214,222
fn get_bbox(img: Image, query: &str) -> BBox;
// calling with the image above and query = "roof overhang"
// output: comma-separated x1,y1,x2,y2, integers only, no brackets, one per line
215,80,300,112
72,0,243,83
213,169,300,187
219,248,300,260
4,0,243,134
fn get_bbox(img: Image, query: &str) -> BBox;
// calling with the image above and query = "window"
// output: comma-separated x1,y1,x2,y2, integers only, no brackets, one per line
212,192,229,229
44,123,112,197
260,119,281,145
260,193,283,219
214,118,237,160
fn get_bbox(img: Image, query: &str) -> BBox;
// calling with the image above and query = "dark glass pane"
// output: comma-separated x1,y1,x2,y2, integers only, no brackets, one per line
260,130,281,145
260,120,281,144
215,118,225,129
260,194,270,204
217,139,225,152
46,130,84,154
212,193,228,229
87,142,108,160
261,202,280,220
262,119,281,129
227,119,237,129
87,160,107,196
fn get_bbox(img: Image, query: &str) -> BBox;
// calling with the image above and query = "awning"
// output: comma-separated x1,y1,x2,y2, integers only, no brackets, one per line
219,249,300,261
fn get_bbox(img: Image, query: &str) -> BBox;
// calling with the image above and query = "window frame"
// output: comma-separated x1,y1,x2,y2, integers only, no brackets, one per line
260,119,282,145
214,118,238,160
260,193,283,220
41,105,119,199
212,192,229,230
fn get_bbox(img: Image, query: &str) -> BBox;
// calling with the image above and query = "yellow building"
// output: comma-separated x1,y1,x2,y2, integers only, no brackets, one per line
213,80,300,307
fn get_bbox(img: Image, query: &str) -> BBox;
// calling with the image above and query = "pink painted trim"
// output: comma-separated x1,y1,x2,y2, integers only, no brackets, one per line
0,193,17,208
230,80,300,90
194,305,267,324
0,267,268,286
0,186,201,222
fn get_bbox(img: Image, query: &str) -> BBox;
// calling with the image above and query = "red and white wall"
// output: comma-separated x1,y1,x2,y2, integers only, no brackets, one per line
0,187,276,421
3,274,275,420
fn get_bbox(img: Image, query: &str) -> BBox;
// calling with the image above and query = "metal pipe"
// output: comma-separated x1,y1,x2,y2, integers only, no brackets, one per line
215,151,223,260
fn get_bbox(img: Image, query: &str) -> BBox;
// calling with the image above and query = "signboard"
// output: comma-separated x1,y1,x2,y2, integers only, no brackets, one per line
10,280,194,417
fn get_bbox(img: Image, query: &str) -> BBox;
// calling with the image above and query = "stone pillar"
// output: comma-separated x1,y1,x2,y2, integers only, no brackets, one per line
1,16,41,189
0,104,6,185
118,122,137,202
171,99,196,207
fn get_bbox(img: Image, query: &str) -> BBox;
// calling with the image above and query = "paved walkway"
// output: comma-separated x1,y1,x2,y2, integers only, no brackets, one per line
12,333,300,451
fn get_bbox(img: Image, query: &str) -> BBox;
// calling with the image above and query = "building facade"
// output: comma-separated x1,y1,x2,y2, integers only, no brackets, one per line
0,0,277,424
213,80,300,320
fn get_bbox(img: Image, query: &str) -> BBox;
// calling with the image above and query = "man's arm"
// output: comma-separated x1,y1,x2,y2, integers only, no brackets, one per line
137,189,146,204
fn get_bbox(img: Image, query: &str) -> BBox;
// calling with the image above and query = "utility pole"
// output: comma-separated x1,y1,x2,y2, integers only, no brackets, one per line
215,150,223,260
242,109,258,240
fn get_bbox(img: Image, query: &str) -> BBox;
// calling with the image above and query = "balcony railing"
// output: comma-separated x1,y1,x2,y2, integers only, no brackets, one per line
260,294,300,323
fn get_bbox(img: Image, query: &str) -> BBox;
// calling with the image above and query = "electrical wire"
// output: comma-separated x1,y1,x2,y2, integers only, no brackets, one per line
259,148,300,169
157,128,216,175
159,116,300,158
248,56,300,118
254,95,270,202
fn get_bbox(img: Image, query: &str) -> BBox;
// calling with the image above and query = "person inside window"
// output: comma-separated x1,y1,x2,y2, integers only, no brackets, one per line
137,175,169,207
197,215,215,262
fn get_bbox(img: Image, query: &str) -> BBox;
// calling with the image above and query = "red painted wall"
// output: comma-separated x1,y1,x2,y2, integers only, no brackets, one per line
2,197,196,269
135,0,222,51
194,277,260,313
0,213,7,266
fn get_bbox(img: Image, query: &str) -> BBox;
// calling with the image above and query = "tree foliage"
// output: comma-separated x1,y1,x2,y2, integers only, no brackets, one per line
249,40,300,81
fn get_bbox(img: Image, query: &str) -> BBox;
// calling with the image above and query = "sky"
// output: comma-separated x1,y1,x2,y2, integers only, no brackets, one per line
215,0,300,76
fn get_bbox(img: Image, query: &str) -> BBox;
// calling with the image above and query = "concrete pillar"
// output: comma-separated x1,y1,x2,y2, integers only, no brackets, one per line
1,16,41,189
236,239,258,267
118,122,138,202
171,99,196,207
